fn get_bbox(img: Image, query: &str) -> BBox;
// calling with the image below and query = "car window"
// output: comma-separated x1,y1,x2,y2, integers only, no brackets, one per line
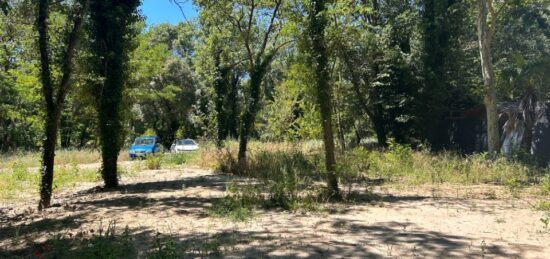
134,138,154,146
176,139,196,145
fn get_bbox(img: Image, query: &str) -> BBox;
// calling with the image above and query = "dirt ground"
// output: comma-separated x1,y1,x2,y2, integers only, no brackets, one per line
1,166,549,258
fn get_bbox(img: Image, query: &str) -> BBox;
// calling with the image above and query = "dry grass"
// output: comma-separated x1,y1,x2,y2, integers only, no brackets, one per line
0,149,131,170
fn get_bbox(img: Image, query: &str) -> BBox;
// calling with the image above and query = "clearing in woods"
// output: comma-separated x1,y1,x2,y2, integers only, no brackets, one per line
0,162,549,258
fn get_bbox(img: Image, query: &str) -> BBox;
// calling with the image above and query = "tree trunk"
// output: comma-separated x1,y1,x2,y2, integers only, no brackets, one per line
339,49,387,148
334,75,346,153
213,49,227,147
335,105,346,153
36,0,86,210
238,71,262,165
477,0,500,154
238,55,274,165
100,140,119,187
371,111,388,148
89,0,139,188
38,109,60,210
78,121,89,149
309,0,340,199
227,74,240,138
37,0,54,210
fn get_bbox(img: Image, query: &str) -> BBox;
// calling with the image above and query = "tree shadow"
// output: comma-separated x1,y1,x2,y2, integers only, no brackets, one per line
345,191,515,215
76,173,234,195
0,171,545,258
2,218,541,258
135,220,536,258
0,214,86,248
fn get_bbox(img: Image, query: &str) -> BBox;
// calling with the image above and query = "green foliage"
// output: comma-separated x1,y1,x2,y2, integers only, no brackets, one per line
536,200,550,212
339,143,542,186
148,234,179,259
128,24,202,145
494,3,550,100
0,163,99,201
2,0,549,161
539,176,550,196
163,152,197,166
0,2,46,151
209,185,256,222
145,154,163,170
215,148,329,213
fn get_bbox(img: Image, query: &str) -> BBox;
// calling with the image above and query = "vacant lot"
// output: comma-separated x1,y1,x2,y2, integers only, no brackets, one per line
1,160,549,258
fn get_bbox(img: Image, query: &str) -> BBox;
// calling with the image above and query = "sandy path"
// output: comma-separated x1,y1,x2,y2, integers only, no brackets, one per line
1,168,549,258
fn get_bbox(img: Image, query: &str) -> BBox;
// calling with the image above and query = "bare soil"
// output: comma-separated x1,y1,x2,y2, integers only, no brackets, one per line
1,166,549,258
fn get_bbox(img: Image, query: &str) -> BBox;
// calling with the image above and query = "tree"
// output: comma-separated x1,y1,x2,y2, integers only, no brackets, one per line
307,0,340,198
212,46,241,146
128,23,201,146
0,0,8,15
88,0,140,188
477,0,506,154
36,0,87,210
196,0,289,164
420,0,465,149
197,21,242,147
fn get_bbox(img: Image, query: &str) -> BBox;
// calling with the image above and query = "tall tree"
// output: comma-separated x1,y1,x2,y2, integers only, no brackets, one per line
88,0,140,188
196,0,289,164
477,0,507,154
36,0,87,210
307,0,340,198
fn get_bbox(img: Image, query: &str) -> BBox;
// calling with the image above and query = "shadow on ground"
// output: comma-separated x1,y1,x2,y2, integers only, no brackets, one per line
0,172,542,258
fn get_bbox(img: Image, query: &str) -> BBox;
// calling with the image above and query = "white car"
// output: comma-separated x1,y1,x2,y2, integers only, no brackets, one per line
171,139,199,153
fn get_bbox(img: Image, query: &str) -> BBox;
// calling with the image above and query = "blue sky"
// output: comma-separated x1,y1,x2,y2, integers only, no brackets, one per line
140,0,198,26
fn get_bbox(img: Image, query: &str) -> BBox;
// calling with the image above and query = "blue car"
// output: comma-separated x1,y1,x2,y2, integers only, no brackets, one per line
129,136,164,159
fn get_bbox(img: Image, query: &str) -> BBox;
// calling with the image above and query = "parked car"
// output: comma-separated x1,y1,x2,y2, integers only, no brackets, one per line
171,139,199,153
129,136,163,159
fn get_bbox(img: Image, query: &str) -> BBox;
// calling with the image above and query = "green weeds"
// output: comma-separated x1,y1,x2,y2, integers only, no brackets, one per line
0,163,99,201
339,144,543,186
211,142,549,221
145,154,163,170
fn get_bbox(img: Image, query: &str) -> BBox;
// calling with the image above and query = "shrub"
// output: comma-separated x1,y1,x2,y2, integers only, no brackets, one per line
539,176,550,196
145,154,162,170
537,200,550,212
208,182,258,221
160,152,200,169
214,149,327,214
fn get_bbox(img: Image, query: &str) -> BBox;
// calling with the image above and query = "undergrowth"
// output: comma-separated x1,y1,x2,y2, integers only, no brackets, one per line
211,142,549,220
0,163,100,201
211,150,335,220
5,221,137,259
339,143,546,186
0,149,131,170
0,163,137,201
148,232,232,258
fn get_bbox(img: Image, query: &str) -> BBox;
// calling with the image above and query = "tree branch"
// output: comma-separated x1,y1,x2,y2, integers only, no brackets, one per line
56,0,88,111
257,0,282,62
